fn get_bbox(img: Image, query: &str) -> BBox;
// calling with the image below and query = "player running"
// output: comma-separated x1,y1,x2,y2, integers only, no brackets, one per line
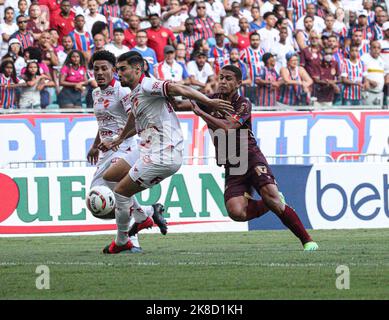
87,50,167,254
179,65,318,251
102,51,232,247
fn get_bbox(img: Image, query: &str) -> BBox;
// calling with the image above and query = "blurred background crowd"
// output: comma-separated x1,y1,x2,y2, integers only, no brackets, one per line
0,0,388,109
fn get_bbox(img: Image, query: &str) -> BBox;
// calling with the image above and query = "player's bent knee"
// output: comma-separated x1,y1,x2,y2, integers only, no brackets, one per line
226,204,247,222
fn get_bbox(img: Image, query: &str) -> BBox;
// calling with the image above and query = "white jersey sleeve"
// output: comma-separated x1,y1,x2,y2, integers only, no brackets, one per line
118,86,132,113
141,77,170,98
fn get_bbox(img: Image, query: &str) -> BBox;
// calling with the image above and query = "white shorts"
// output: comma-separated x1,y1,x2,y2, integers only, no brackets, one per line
90,146,140,188
129,148,183,188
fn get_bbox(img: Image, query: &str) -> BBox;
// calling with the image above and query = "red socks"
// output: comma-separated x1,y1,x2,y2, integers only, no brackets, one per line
279,205,312,245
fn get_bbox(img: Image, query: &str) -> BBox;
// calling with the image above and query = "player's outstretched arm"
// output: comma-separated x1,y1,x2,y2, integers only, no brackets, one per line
167,82,234,114
191,101,241,132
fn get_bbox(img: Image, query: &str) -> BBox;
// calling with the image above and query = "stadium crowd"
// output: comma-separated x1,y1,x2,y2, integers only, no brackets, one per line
0,0,388,108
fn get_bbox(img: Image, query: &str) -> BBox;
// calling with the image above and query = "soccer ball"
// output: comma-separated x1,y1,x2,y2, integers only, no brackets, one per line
86,186,116,219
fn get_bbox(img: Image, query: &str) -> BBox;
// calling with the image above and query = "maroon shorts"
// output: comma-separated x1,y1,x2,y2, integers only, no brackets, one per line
224,162,276,203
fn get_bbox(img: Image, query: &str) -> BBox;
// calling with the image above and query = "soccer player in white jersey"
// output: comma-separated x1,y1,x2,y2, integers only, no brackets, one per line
101,51,232,248
87,50,167,254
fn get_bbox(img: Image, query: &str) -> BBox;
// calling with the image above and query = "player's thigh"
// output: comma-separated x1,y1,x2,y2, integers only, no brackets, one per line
225,196,248,220
103,158,132,182
258,183,284,214
115,174,146,197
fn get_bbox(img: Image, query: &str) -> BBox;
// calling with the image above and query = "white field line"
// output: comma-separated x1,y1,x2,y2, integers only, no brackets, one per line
0,261,387,268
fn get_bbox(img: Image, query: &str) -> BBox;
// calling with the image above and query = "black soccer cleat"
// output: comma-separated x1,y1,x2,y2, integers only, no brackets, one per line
152,203,168,235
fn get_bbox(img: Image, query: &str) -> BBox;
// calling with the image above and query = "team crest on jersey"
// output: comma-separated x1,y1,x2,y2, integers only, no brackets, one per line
161,32,168,37
103,99,110,108
255,165,268,176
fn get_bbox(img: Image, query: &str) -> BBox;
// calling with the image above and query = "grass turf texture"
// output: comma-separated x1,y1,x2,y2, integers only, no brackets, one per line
0,229,388,299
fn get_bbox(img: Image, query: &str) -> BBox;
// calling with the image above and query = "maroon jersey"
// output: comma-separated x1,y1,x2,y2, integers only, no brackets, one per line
199,92,266,172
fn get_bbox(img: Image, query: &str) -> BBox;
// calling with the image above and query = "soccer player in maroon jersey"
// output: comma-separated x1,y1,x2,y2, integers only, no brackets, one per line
178,65,318,251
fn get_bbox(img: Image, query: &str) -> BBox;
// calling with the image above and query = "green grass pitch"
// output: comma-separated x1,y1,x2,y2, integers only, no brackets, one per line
0,229,388,300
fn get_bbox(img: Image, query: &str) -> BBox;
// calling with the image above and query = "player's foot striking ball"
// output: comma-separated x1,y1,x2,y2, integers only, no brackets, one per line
188,65,318,251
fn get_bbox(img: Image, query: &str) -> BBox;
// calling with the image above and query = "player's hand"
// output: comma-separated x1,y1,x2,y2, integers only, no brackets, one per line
108,136,124,152
190,100,202,116
87,146,99,165
207,98,234,115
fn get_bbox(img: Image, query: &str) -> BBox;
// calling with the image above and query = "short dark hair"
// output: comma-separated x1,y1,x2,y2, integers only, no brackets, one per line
221,65,242,81
91,21,108,38
113,28,124,34
75,14,85,20
117,51,144,70
250,32,260,40
263,12,276,20
91,50,116,67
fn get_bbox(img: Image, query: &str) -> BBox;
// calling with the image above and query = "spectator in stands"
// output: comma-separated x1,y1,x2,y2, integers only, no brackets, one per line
240,32,265,105
261,0,280,18
193,1,215,41
347,10,375,44
345,29,370,59
277,52,312,106
74,0,89,16
175,42,187,64
130,29,157,75
295,15,314,51
273,26,295,72
0,7,18,57
256,52,282,107
37,31,59,75
161,0,188,35
153,45,189,83
341,44,367,106
362,0,375,25
299,31,322,77
85,0,107,36
190,38,210,60
93,33,106,52
296,3,325,34
379,22,389,106
249,4,263,31
27,3,49,41
223,2,241,36
258,12,279,53
226,17,250,51
287,0,313,28
58,50,88,108
39,0,60,16
311,46,340,107
16,0,28,18
209,27,230,75
204,0,226,24
0,60,22,109
49,29,64,55
176,17,201,62
227,47,251,87
104,28,129,57
147,13,176,62
361,40,386,106
10,15,35,51
91,21,109,44
136,0,161,29
69,15,94,61
19,60,54,108
187,50,215,94
50,0,76,42
372,10,388,40
123,14,140,49
6,38,25,76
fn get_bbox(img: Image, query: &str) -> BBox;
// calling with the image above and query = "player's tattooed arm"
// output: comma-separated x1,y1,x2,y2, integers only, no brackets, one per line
167,83,234,114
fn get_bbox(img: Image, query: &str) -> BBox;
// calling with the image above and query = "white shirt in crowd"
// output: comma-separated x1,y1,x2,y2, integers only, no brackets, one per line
187,60,214,85
296,15,326,33
104,43,130,57
378,39,389,74
162,11,189,33
0,22,18,56
136,0,161,29
273,42,296,72
258,27,280,53
190,1,226,23
156,60,186,82
260,1,280,17
223,15,240,36
85,13,107,36
361,53,386,93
